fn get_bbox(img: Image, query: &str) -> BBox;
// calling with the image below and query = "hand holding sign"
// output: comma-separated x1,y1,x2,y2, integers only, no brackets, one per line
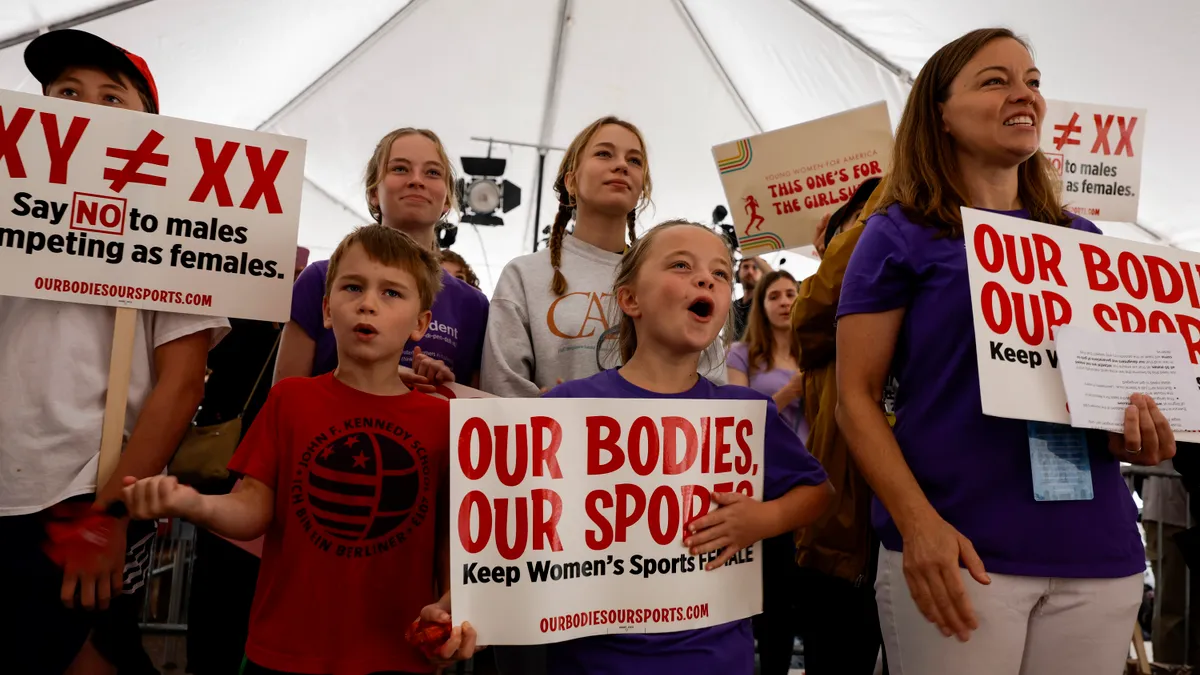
685,490,774,569
411,592,483,666
1106,393,1177,466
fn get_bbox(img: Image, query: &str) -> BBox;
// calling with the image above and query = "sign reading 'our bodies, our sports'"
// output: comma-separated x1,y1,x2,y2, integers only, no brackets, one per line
450,398,767,645
961,207,1200,442
0,88,306,321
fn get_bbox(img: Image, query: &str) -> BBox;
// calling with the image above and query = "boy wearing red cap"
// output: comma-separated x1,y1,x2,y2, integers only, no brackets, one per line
0,29,229,674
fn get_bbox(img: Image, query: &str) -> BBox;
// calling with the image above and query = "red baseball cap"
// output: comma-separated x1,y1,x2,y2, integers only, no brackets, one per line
24,29,159,114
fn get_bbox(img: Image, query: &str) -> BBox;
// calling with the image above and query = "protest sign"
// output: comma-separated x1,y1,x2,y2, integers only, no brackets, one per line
712,102,892,255
0,88,306,322
961,207,1200,441
1040,100,1145,223
450,398,767,645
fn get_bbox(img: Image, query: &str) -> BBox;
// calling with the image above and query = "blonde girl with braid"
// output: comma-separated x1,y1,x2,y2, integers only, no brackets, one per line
481,117,727,398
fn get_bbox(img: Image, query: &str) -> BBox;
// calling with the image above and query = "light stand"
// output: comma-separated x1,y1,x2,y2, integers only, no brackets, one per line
469,136,567,253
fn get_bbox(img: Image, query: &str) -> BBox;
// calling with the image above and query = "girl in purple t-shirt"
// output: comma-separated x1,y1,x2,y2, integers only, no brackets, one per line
726,269,806,675
425,220,832,675
275,128,489,389
836,28,1177,675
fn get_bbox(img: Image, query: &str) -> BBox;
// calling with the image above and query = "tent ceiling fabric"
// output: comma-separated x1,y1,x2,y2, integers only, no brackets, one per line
1,0,1193,293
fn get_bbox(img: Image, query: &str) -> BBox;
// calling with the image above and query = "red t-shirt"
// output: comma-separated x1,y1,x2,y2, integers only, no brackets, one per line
229,374,448,674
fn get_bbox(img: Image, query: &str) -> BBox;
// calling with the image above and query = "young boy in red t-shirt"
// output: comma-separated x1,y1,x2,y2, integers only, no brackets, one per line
123,224,474,674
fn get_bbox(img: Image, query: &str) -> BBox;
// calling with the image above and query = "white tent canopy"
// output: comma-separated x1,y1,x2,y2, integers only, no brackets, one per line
2,0,1193,294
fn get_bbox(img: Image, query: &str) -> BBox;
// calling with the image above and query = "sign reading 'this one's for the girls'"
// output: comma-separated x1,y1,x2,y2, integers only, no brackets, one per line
961,207,1200,443
449,398,767,645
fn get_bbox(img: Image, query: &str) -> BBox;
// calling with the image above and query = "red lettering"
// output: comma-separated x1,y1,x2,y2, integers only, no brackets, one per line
40,113,89,184
700,417,711,473
0,106,34,178
1117,303,1147,332
1014,292,1045,345
240,145,289,214
648,485,680,546
681,484,710,530
974,223,1003,273
494,497,528,560
1080,244,1118,291
1094,304,1117,331
662,417,698,475
190,138,239,206
628,417,660,476
1117,252,1148,300
1092,114,1114,155
615,484,646,543
1032,234,1067,286
734,419,753,474
458,417,490,480
1044,291,1072,341
1178,315,1200,364
532,488,563,553
736,480,754,496
1149,311,1178,334
982,281,1013,335
714,417,735,473
1003,233,1035,284
1115,116,1138,157
587,416,622,475
531,416,563,478
494,425,527,488
585,489,614,550
1147,256,1184,304
457,490,490,554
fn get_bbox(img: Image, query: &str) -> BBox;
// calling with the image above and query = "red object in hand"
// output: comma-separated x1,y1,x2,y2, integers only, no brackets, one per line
41,501,123,569
405,618,452,659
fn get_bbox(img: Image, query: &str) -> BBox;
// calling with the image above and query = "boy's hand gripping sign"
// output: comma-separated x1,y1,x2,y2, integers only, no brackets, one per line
0,88,305,322
450,398,767,645
962,207,1200,442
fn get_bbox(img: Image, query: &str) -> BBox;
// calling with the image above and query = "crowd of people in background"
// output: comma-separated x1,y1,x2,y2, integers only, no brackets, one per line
1,22,1196,675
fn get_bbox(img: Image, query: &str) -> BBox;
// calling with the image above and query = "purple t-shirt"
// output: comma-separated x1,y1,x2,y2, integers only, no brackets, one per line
837,204,1143,579
726,342,809,441
291,260,489,383
541,368,828,675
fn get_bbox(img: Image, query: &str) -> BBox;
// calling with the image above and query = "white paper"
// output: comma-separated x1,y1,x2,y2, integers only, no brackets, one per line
1056,325,1200,433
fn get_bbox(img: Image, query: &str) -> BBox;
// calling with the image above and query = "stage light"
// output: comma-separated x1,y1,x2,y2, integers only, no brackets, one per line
457,156,522,226
436,220,457,249
713,204,738,252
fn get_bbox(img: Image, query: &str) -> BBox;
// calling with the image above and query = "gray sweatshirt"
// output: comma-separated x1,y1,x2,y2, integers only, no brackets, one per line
481,234,726,397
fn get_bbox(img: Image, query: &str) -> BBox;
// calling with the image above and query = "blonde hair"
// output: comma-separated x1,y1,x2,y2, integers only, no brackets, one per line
606,219,733,366
324,224,443,312
740,269,798,372
363,128,457,224
549,116,653,296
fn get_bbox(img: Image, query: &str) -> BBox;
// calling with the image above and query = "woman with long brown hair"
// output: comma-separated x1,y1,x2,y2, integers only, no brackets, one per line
836,28,1175,673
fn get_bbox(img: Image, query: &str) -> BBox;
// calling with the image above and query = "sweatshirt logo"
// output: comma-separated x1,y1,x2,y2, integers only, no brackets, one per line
546,291,613,340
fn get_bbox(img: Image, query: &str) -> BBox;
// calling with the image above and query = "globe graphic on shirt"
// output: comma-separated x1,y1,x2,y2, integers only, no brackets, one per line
304,431,421,542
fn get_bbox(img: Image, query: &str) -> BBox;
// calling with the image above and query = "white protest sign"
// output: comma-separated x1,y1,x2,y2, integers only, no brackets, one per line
450,398,767,645
712,102,892,255
0,88,305,321
1056,325,1200,433
1040,100,1145,223
962,207,1200,442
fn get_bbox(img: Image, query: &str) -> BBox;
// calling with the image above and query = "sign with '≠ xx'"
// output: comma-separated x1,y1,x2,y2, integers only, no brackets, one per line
1040,99,1146,224
0,87,306,322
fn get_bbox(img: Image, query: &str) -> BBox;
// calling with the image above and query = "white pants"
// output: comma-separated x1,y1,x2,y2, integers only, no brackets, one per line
876,546,1142,675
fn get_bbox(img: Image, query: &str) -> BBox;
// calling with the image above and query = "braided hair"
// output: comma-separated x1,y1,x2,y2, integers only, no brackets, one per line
548,116,652,296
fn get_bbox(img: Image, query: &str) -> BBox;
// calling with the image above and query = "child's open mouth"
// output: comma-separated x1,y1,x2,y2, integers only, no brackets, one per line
687,299,714,320
353,323,377,339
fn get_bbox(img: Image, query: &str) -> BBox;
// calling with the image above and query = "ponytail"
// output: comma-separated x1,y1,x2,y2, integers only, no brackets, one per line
626,211,637,248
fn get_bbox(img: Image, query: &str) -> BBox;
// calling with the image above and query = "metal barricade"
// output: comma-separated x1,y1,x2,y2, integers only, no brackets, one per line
137,518,198,669
1124,464,1193,667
